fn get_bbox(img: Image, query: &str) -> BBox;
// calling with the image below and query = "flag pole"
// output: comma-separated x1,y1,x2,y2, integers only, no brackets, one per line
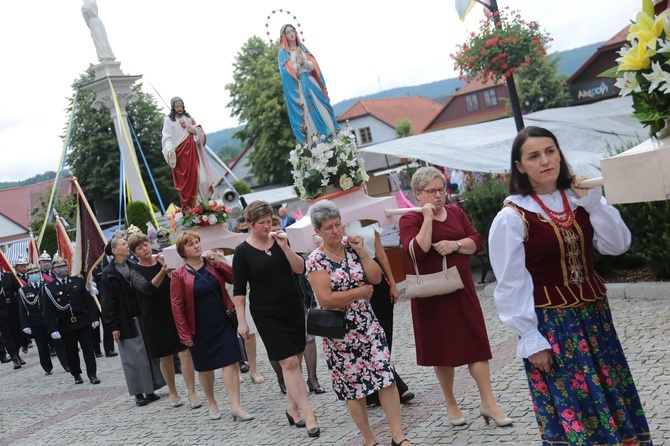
72,177,106,242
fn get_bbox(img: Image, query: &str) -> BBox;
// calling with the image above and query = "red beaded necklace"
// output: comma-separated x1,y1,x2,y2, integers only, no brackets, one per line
530,189,575,228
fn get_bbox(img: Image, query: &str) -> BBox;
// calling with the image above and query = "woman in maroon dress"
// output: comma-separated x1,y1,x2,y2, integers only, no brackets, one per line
398,166,512,427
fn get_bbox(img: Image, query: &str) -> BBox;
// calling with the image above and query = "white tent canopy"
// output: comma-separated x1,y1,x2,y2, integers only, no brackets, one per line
360,97,646,179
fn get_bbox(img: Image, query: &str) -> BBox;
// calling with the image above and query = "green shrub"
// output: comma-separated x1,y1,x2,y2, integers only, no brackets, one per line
615,201,670,279
126,201,154,233
232,181,251,195
41,223,58,258
462,174,508,250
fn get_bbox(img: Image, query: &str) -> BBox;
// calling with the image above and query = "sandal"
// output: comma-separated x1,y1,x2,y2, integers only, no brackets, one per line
249,372,265,384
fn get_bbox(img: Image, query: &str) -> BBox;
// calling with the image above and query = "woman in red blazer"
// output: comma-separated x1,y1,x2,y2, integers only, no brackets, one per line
170,231,253,422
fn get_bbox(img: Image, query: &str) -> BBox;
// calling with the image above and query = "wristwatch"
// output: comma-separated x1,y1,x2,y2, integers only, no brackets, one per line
455,240,462,252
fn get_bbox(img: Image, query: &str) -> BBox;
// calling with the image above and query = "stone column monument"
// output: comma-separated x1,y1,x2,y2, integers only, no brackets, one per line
78,0,154,215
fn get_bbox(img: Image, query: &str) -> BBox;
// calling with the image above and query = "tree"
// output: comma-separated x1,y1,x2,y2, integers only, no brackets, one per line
64,66,178,214
217,144,244,163
226,37,296,185
395,119,414,138
29,191,77,234
515,54,570,113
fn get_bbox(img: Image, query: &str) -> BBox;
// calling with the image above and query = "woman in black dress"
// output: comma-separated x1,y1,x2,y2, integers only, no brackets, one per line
171,231,253,421
233,201,319,438
127,233,200,409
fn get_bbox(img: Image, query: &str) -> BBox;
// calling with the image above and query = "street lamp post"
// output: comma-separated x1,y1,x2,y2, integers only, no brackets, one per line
483,0,525,131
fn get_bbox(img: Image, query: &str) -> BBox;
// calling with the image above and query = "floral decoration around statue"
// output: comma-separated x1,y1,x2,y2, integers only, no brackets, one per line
289,123,369,201
600,0,670,138
451,7,551,83
172,199,232,229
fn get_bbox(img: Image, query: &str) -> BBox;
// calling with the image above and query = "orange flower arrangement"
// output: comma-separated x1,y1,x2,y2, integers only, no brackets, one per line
451,7,551,83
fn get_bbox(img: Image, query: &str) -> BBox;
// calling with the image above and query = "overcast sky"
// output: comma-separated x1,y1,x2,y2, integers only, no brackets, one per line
1,1,641,182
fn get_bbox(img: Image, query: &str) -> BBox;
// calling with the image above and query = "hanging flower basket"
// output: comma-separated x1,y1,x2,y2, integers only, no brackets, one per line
451,7,551,84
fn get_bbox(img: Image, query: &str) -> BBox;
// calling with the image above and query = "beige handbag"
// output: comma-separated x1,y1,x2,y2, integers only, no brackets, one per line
405,239,464,298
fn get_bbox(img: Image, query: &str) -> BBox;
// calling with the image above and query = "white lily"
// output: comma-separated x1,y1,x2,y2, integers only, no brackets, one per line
615,71,642,96
642,60,668,93
658,38,670,53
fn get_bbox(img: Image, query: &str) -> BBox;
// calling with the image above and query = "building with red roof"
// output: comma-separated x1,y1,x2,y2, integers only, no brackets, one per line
337,96,443,146
0,177,75,244
424,80,511,132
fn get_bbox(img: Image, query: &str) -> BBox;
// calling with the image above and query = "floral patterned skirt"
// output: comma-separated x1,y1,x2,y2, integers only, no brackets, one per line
322,299,395,401
525,299,652,445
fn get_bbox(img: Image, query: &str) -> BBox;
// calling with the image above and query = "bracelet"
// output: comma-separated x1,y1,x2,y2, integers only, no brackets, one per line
359,252,369,261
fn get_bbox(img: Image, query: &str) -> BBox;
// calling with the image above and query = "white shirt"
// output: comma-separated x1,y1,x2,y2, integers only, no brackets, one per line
488,187,631,358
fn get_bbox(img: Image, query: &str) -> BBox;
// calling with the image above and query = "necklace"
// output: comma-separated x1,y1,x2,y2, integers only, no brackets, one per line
321,244,345,262
530,190,575,228
249,237,273,256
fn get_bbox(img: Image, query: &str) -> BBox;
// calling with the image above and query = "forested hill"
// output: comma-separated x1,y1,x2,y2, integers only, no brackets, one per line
0,171,59,190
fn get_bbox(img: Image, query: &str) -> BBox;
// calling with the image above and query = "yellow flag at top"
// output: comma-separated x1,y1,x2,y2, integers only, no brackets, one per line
455,0,478,21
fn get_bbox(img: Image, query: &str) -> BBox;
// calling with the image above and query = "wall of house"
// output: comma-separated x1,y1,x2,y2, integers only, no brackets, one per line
229,147,260,189
344,115,398,147
569,52,619,104
427,85,510,131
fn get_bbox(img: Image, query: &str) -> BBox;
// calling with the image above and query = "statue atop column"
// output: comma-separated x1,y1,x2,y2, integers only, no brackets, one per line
81,0,116,62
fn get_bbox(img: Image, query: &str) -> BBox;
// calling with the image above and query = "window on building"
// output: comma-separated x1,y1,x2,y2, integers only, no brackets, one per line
483,89,498,107
359,127,372,144
466,94,479,112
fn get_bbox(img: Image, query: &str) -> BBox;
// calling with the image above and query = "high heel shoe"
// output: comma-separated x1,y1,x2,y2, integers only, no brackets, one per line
306,416,320,438
448,415,467,426
230,409,255,422
285,411,306,428
479,405,513,427
446,409,467,426
391,439,410,446
307,380,325,394
278,381,287,395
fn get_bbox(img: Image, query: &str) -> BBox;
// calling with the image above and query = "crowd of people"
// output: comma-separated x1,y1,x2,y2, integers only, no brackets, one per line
1,126,654,445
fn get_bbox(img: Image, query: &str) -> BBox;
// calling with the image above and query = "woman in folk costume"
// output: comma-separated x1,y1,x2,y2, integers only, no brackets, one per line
489,126,651,445
278,24,339,144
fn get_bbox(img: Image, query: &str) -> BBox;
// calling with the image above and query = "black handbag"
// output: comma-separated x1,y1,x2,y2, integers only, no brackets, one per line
306,308,346,339
225,308,239,331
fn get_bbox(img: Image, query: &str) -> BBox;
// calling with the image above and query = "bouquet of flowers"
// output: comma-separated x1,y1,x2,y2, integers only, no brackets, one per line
600,0,670,138
173,199,232,229
289,124,369,201
451,7,550,83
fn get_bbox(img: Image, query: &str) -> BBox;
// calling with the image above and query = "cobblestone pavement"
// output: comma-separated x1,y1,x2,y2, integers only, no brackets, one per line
1,277,668,446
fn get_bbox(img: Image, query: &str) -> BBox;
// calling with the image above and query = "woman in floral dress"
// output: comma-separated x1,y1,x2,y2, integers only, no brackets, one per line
489,126,651,445
307,200,411,446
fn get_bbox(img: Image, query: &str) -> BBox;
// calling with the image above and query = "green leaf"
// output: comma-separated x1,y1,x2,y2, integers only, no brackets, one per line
597,66,620,78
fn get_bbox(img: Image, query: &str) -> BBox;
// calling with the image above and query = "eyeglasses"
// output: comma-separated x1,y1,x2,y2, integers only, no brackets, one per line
421,187,447,196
